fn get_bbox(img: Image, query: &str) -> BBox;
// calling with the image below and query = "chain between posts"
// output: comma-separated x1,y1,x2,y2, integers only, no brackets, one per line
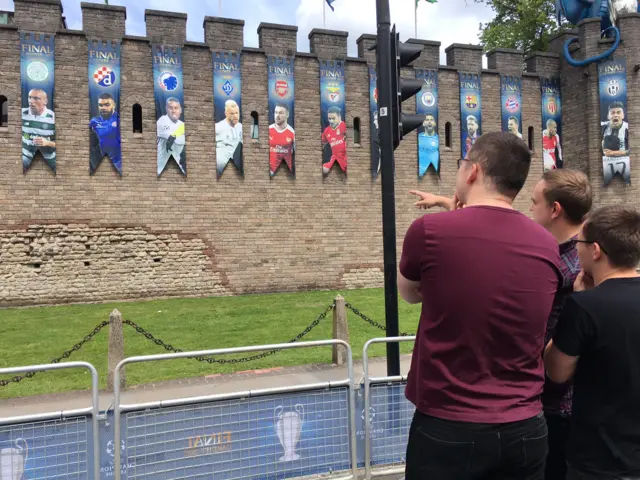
344,302,412,337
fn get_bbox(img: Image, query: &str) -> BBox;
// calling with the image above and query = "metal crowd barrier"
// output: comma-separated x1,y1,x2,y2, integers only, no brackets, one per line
113,339,358,480
363,336,416,480
0,361,101,480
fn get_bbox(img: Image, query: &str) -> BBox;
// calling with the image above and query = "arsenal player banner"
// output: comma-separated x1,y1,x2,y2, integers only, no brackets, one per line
153,45,187,177
320,59,347,176
541,78,563,171
88,40,121,176
501,76,523,141
415,69,439,177
20,32,56,174
268,55,296,178
459,73,482,159
213,51,243,178
598,57,630,185
369,66,380,179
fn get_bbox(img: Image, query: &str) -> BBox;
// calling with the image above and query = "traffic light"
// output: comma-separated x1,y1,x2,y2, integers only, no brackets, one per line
389,25,425,149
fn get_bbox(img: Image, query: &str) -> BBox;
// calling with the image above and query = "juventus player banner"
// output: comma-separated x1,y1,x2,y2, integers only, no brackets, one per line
320,59,347,176
369,66,380,179
415,69,439,177
88,40,121,176
268,55,296,178
541,78,563,171
501,76,523,140
213,51,243,178
153,45,187,177
20,32,56,174
598,57,630,185
459,73,482,159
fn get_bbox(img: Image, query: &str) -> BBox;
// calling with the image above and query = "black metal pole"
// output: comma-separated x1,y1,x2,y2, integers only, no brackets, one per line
375,0,400,376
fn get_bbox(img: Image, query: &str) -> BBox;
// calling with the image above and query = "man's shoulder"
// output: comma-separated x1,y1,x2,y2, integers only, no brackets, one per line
215,119,227,128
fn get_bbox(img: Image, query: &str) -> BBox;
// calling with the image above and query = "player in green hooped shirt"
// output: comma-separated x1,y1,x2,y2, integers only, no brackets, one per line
22,88,56,173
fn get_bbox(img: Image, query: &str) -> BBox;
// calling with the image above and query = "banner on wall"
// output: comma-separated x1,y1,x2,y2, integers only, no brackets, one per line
501,75,523,140
415,69,439,177
459,73,481,159
268,55,296,178
20,32,56,174
213,51,243,178
369,66,380,179
598,57,630,185
320,59,347,176
541,78,563,171
88,40,122,176
153,45,186,177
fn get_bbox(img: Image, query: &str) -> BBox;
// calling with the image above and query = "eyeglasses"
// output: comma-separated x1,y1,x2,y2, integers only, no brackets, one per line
575,239,608,254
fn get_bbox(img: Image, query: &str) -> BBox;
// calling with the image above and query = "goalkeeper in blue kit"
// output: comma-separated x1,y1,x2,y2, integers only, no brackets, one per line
89,93,122,174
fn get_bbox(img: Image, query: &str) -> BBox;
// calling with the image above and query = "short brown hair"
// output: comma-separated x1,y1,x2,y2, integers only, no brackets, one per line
468,132,531,198
583,205,640,269
541,169,593,225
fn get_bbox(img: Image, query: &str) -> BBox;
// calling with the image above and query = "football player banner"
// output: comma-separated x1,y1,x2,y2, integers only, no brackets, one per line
598,57,630,185
459,73,482,159
268,55,296,178
369,66,380,179
541,78,563,171
20,32,56,174
415,69,439,177
213,51,243,178
501,75,523,140
320,59,347,176
153,45,187,177
88,40,121,176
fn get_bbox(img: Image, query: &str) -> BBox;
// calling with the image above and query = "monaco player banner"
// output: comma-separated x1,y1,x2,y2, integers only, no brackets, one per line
598,57,630,185
541,78,563,171
320,59,347,176
153,45,187,177
268,55,296,178
415,69,439,177
501,76,523,141
213,51,243,178
88,40,121,176
369,66,380,179
459,73,482,159
20,32,56,174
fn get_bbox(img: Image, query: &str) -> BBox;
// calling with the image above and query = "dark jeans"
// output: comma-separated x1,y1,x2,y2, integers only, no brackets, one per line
567,467,640,480
405,410,548,480
545,413,571,480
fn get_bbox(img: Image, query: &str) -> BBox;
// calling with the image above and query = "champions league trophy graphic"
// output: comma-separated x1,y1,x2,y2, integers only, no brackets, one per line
0,438,27,480
274,404,304,462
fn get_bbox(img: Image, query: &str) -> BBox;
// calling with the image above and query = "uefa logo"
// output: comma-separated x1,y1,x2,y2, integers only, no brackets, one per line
158,71,178,92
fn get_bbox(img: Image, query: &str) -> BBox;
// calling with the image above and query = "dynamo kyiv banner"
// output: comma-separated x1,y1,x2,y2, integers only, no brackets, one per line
416,69,439,177
459,73,481,159
598,57,630,185
501,75,523,141
268,56,296,178
541,78,563,171
21,32,56,174
369,66,380,179
213,51,243,178
153,45,186,177
320,59,347,176
89,40,122,176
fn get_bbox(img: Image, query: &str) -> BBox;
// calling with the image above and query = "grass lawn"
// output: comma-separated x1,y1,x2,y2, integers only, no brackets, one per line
0,288,421,399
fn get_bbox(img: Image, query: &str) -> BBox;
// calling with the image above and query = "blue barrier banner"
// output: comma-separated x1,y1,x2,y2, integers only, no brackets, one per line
415,69,439,177
320,59,347,176
459,73,482,159
268,56,296,178
501,75,523,141
541,78,563,171
369,66,380,179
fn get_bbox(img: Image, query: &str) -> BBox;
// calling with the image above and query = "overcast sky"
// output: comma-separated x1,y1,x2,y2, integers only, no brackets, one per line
0,0,495,62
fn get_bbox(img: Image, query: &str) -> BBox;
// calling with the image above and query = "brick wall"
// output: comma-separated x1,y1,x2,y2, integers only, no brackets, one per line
81,2,125,40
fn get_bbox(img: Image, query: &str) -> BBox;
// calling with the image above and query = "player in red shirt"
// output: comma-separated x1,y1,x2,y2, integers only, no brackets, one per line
543,119,563,170
269,104,295,177
322,106,347,175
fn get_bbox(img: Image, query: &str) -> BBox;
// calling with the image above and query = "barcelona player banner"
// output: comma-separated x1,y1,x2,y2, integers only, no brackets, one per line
541,78,563,171
213,51,243,178
369,66,380,179
415,69,439,177
320,59,347,176
88,40,121,176
20,32,56,174
267,55,296,178
598,57,630,185
459,73,482,159
501,76,523,140
153,45,186,177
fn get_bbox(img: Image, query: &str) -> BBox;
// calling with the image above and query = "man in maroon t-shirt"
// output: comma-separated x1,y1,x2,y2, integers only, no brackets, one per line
399,132,561,480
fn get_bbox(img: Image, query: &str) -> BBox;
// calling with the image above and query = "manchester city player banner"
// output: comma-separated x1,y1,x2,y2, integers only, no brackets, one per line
213,51,243,178
459,73,482,159
369,66,380,179
541,78,563,171
501,75,523,140
320,59,347,176
598,57,630,185
20,32,56,174
88,40,121,176
415,69,439,177
268,55,296,178
153,45,187,177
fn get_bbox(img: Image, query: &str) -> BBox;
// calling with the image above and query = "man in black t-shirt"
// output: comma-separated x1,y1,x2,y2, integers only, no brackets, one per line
545,205,640,480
